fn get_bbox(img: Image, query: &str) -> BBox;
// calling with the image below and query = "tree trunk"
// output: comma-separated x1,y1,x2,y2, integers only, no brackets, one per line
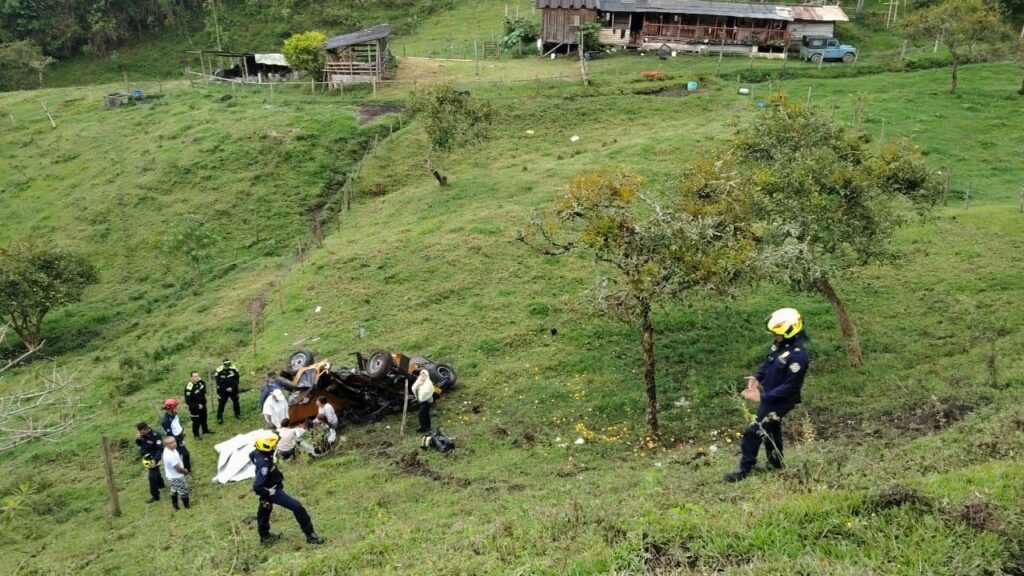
815,276,864,367
640,300,659,436
950,59,958,94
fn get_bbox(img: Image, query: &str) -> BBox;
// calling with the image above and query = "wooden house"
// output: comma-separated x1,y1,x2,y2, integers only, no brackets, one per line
323,23,392,86
536,0,848,55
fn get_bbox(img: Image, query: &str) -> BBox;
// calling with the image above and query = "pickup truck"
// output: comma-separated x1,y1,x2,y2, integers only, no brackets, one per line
798,36,857,64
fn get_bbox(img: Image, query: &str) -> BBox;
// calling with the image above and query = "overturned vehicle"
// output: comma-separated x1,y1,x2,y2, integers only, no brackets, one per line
281,349,457,425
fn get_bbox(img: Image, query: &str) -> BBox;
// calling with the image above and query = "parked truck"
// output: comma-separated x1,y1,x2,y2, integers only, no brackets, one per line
798,36,857,64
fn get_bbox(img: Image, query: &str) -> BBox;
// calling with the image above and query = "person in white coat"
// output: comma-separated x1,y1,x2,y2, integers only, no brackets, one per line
262,388,288,430
411,370,435,433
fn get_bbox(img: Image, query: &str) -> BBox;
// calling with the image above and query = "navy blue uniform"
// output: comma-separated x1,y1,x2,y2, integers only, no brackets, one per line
161,412,185,446
739,336,809,471
184,379,212,439
215,364,241,423
135,430,165,500
250,449,317,540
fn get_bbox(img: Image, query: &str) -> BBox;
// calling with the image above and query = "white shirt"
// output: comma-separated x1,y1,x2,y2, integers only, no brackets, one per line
277,427,303,452
262,391,288,428
317,403,338,428
168,415,183,436
162,448,185,479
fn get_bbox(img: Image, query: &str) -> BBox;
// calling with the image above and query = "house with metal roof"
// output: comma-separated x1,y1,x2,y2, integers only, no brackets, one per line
322,23,392,86
536,0,848,55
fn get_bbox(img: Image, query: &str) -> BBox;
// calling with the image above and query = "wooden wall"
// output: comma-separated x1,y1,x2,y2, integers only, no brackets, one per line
541,8,598,44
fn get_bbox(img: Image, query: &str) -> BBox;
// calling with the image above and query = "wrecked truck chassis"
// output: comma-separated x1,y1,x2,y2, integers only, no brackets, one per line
281,349,457,425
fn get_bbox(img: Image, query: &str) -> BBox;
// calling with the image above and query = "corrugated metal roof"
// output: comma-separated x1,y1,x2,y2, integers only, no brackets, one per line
535,0,600,6
789,5,849,21
324,24,391,50
536,0,848,22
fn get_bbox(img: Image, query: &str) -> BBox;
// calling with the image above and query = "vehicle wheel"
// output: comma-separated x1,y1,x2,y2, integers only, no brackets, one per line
842,52,855,63
288,350,315,372
430,364,458,390
366,349,394,378
810,54,822,64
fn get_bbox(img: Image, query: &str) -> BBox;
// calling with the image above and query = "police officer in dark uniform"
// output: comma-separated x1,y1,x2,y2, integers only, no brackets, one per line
725,308,810,483
215,359,242,425
250,431,324,545
135,422,165,503
184,371,213,440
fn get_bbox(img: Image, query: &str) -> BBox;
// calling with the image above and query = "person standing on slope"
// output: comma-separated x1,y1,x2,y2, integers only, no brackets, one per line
249,431,324,545
215,359,242,425
184,371,213,440
135,422,165,503
725,308,809,483
161,398,186,446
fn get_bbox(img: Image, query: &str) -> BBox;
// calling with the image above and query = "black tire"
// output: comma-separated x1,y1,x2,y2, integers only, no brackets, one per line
430,363,458,390
288,350,315,372
842,52,855,63
366,349,394,378
810,54,822,64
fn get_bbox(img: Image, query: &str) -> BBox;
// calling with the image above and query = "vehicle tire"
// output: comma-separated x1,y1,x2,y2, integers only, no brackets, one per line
842,52,855,63
366,349,394,378
430,363,458,390
288,350,315,372
810,54,822,64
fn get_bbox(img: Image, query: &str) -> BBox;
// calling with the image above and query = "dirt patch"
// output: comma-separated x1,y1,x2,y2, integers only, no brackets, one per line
641,538,693,574
507,483,525,493
958,498,1002,532
872,486,932,511
653,87,706,98
492,426,509,438
358,103,403,124
396,451,470,488
512,430,537,448
889,399,974,432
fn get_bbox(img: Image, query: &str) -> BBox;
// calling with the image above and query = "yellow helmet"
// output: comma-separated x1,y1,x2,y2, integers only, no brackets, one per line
254,431,280,452
142,456,158,469
766,308,803,339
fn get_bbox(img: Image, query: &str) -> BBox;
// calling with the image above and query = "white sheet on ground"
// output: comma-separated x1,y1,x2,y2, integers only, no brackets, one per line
212,430,263,484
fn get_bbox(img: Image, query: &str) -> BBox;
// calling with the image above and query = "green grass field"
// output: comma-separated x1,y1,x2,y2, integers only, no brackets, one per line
3,1,1024,573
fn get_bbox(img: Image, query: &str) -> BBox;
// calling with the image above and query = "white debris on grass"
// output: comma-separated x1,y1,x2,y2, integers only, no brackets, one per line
314,306,321,313
575,437,585,445
570,135,580,143
673,396,691,408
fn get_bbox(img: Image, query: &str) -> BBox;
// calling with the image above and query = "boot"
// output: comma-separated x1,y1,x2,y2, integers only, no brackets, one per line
146,497,160,504
723,467,751,483
260,532,282,544
306,532,324,545
182,496,191,509
171,494,180,510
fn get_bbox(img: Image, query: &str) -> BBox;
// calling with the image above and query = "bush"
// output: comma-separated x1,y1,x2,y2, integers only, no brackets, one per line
500,15,540,52
283,31,327,77
408,83,494,152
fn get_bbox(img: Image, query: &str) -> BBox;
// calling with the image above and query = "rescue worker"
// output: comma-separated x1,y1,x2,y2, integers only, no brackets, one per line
259,371,296,410
725,308,809,483
411,370,435,434
314,396,339,443
161,398,186,446
215,359,242,425
250,431,324,545
184,371,213,440
135,422,165,503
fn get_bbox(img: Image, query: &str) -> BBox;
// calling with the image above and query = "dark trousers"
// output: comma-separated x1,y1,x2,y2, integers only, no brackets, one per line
217,393,240,422
147,467,164,500
739,404,795,471
190,406,211,438
257,488,315,538
417,402,432,432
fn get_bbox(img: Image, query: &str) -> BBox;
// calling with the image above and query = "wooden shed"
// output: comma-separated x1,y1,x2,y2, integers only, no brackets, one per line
536,0,600,52
323,23,392,87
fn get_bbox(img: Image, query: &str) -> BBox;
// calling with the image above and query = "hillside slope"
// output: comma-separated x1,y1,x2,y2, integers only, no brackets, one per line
2,59,1024,575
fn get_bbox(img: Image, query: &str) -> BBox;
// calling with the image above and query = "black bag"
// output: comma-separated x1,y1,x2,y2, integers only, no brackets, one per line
420,429,454,453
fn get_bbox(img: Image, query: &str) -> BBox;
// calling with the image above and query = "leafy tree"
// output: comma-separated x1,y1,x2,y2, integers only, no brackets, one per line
0,40,41,91
408,82,494,185
899,0,1013,93
283,31,326,77
731,93,940,367
0,243,98,350
163,214,217,286
581,22,603,52
519,167,756,435
500,15,540,52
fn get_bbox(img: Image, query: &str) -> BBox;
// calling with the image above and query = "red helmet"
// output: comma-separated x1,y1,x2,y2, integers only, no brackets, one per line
163,398,179,410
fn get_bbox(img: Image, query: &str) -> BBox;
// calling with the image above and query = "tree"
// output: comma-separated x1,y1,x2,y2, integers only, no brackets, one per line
283,31,326,78
731,93,940,367
408,82,494,186
500,15,540,53
900,0,1013,93
0,40,46,91
163,214,217,286
0,243,98,350
519,167,756,435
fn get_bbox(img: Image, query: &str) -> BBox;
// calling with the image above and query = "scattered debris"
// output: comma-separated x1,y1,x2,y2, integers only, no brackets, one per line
357,103,403,124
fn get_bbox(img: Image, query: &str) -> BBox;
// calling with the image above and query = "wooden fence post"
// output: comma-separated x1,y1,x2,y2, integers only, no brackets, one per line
964,179,972,209
102,436,122,517
1018,183,1023,213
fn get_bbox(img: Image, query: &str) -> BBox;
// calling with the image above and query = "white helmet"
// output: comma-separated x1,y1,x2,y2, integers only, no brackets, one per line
766,308,803,339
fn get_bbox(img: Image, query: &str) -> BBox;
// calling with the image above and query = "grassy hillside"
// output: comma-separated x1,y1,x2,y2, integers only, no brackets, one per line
3,47,1024,576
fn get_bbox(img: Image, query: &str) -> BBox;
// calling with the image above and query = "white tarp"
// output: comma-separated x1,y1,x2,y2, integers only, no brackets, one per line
254,53,290,67
212,430,263,484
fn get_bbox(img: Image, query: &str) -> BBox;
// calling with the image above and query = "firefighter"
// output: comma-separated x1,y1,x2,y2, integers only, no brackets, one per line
161,398,186,446
135,422,165,503
215,359,241,425
250,431,324,545
725,308,810,483
184,372,213,440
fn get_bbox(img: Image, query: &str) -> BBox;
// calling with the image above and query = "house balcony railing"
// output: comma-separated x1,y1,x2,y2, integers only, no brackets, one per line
640,22,789,46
